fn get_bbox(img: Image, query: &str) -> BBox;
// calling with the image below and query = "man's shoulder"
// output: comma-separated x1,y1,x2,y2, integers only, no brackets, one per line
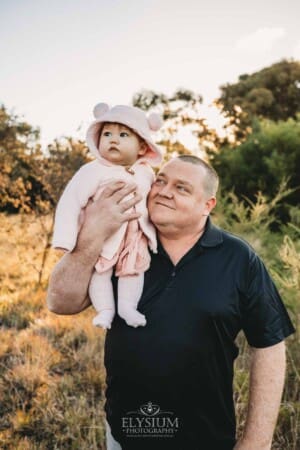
217,225,256,256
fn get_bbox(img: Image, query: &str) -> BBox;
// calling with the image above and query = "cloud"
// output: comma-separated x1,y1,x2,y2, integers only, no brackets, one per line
236,27,286,54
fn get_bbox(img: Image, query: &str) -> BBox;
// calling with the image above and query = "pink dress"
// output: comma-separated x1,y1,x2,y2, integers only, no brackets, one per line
95,217,150,276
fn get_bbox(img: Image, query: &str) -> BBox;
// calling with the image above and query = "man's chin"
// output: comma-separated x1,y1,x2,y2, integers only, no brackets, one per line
150,215,171,228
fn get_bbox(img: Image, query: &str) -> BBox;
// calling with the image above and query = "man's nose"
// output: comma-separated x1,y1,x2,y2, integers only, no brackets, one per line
158,185,173,199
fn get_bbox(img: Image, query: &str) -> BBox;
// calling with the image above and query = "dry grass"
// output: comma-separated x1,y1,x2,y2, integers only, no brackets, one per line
0,213,106,449
0,211,299,449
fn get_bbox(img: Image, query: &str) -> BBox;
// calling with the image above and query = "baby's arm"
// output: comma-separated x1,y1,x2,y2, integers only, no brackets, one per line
52,163,103,251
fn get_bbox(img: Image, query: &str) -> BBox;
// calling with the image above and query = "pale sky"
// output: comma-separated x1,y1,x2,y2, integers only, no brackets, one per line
1,0,299,148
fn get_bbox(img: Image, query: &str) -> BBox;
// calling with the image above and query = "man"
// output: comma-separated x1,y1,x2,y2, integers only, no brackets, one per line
47,156,295,450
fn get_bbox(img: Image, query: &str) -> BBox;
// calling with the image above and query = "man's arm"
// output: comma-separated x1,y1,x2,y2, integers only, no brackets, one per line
47,181,142,315
234,341,286,450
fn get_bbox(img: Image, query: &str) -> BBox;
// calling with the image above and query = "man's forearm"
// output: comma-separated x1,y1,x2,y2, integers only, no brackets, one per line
46,238,103,315
235,341,286,450
47,197,108,315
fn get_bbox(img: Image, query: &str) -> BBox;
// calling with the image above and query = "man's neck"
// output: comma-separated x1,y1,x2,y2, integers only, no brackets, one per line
158,224,207,266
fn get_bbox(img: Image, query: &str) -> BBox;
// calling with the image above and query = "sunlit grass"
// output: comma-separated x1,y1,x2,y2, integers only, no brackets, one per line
0,213,107,449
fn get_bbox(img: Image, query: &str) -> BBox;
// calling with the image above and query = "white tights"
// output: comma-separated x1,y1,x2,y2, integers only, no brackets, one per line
89,269,146,329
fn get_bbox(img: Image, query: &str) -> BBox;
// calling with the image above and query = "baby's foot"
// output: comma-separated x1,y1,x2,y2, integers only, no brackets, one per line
118,306,147,328
92,309,114,329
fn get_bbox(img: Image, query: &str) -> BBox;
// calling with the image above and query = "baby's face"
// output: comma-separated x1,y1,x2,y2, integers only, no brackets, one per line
98,123,146,166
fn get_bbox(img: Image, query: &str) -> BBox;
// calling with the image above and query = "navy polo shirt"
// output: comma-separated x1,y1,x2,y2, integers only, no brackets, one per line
104,218,295,450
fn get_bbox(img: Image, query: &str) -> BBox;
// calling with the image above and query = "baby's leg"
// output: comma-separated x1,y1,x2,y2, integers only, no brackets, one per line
89,269,115,329
118,274,146,328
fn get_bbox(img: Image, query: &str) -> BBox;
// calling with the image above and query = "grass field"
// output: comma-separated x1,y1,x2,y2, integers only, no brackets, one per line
0,211,299,449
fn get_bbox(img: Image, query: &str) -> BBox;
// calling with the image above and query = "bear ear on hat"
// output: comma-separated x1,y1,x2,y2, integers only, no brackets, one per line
148,113,163,131
93,103,109,119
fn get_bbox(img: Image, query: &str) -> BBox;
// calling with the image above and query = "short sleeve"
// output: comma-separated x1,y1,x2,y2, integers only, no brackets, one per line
241,251,295,348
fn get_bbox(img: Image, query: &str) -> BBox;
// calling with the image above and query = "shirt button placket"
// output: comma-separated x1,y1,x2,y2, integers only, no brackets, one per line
166,270,176,289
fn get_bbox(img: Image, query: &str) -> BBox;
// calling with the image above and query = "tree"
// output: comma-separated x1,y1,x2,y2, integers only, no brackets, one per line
0,104,91,213
212,117,300,212
0,104,43,212
216,60,300,142
132,88,219,160
42,137,91,208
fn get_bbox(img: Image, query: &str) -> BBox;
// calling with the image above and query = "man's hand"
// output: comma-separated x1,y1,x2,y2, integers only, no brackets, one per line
47,180,142,315
77,180,142,251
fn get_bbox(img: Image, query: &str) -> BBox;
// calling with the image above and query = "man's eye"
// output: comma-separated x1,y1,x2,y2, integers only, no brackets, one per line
120,132,129,137
155,179,165,185
177,185,187,192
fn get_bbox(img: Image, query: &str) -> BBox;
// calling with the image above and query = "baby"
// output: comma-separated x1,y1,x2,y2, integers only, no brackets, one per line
52,103,162,329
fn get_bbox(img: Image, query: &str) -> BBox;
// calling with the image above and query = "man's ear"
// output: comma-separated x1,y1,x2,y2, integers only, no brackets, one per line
138,141,148,156
204,197,217,216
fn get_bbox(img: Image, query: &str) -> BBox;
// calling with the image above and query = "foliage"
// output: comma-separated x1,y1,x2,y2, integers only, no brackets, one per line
211,117,300,212
216,59,300,141
0,104,91,214
133,88,219,159
43,138,91,208
214,183,293,238
0,105,43,213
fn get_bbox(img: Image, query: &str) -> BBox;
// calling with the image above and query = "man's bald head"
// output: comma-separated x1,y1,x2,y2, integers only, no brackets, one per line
174,155,219,198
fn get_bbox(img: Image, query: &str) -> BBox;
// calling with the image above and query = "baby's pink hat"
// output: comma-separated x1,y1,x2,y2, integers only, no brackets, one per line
86,103,163,166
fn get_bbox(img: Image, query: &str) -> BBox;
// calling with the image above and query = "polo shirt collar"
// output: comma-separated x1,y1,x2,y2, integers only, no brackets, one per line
198,216,223,248
157,216,223,256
